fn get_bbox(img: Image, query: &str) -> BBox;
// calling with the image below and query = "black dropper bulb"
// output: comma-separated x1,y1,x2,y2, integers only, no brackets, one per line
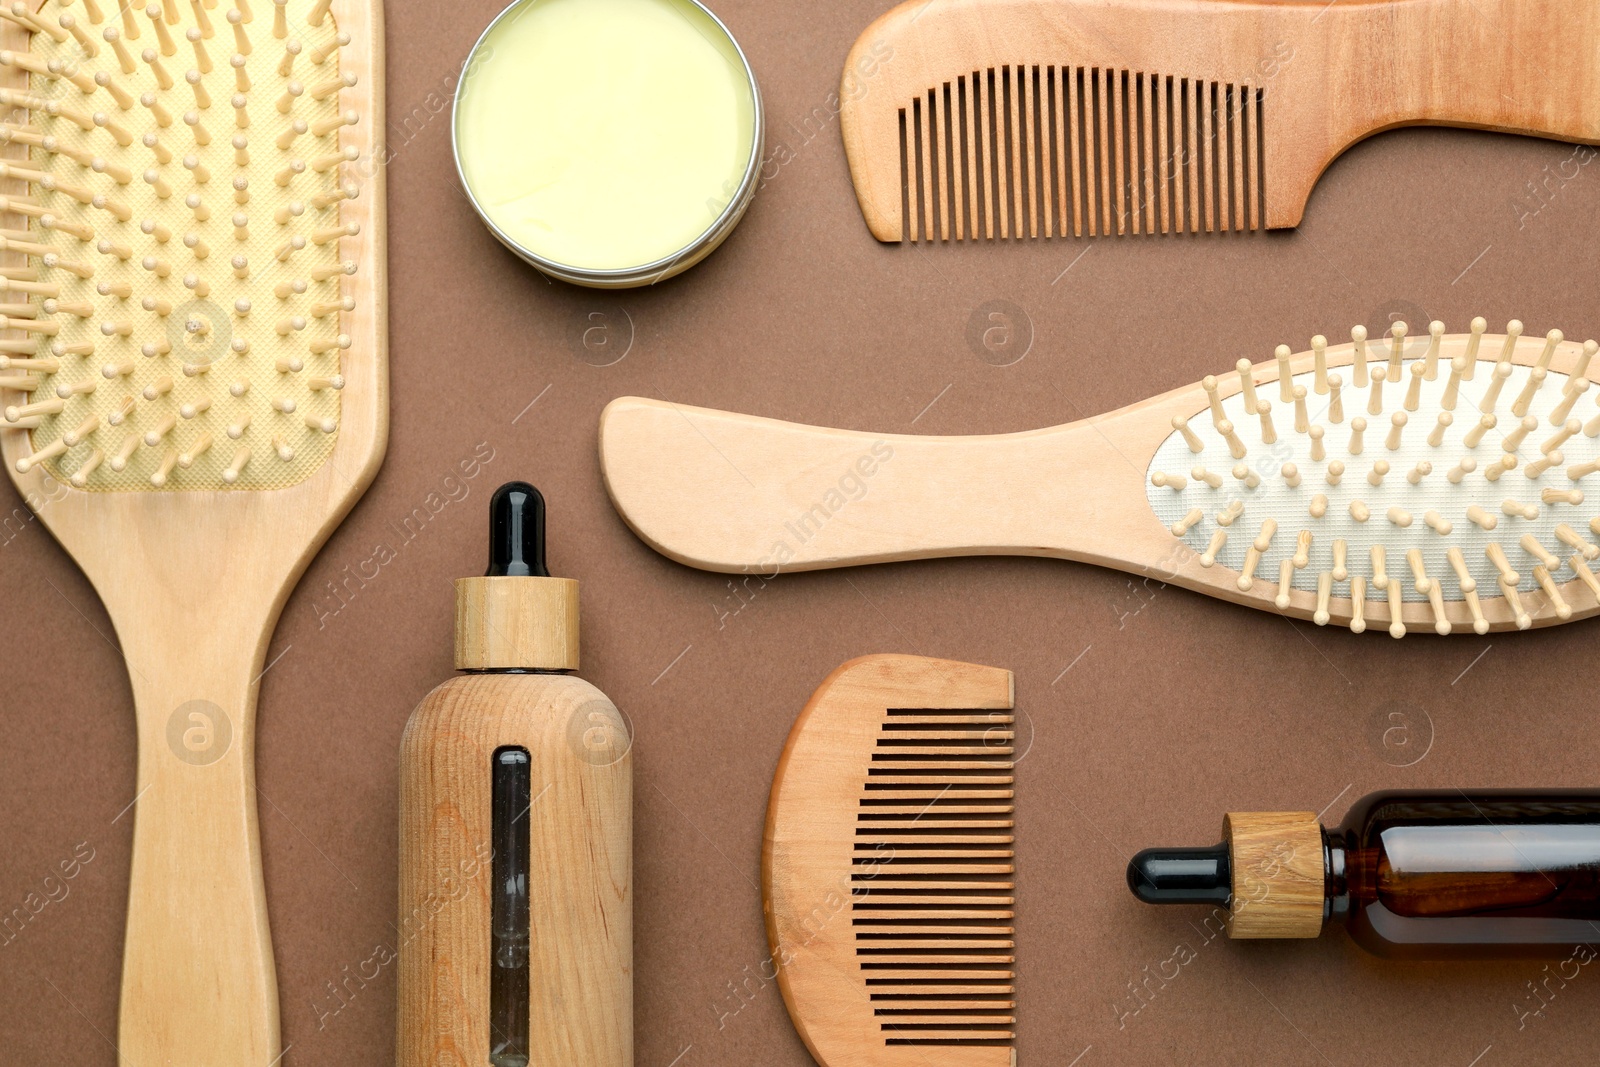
1127,844,1232,906
487,482,550,578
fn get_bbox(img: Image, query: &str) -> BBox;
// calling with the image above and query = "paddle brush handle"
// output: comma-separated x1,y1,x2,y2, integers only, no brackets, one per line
599,396,1134,573
119,634,278,1066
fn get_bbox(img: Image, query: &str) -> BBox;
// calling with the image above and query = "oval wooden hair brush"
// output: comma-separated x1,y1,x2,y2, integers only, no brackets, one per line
764,654,1018,1067
840,0,1600,241
603,321,1600,637
0,0,385,1061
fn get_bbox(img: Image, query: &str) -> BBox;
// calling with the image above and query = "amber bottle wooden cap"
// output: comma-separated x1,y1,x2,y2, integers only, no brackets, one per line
1222,811,1326,939
454,482,580,671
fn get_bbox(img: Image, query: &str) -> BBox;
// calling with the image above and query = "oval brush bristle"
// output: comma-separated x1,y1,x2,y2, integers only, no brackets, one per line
1147,320,1600,636
0,0,358,491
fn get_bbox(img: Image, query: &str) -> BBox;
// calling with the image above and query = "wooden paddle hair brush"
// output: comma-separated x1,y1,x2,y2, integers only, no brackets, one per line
602,320,1600,636
0,0,386,1060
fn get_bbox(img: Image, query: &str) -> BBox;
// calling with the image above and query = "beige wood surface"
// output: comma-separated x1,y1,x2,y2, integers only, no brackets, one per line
601,333,1600,635
454,575,581,671
764,654,1017,1067
1222,811,1325,939
398,672,633,1067
841,0,1600,241
0,0,387,1061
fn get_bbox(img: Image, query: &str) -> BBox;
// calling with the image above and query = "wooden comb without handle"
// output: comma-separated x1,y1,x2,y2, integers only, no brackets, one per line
842,0,1600,241
764,654,1018,1067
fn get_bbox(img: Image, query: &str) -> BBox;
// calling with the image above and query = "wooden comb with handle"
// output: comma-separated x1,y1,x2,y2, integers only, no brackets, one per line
0,0,386,1061
765,654,1018,1067
842,0,1600,241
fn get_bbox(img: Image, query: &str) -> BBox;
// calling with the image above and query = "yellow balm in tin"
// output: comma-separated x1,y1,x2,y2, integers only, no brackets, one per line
453,0,762,287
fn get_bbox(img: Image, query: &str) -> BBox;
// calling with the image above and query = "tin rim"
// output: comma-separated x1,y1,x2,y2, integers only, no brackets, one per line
450,0,765,288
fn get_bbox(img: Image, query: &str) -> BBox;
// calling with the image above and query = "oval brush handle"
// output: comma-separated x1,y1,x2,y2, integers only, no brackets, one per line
119,633,278,1066
599,396,1144,572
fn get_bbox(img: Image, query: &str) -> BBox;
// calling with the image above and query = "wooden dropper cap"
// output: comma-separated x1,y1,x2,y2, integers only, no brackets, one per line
1128,811,1326,939
454,482,580,671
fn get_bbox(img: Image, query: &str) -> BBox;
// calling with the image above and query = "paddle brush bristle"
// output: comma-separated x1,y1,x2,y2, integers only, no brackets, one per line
0,0,361,491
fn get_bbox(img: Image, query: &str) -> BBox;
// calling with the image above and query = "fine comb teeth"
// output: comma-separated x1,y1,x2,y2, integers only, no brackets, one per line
895,64,1264,241
840,0,1600,242
0,0,359,490
765,655,1017,1067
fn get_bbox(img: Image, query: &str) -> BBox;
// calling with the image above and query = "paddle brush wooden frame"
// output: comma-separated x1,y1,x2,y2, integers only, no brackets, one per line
841,0,1600,241
764,654,1018,1067
600,329,1600,636
0,1,387,1061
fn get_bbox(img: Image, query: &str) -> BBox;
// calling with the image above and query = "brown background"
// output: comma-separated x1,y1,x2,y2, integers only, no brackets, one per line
3,0,1600,1063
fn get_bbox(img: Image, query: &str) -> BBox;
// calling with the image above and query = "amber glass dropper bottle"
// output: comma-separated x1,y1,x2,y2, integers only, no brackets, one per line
1129,791,1600,959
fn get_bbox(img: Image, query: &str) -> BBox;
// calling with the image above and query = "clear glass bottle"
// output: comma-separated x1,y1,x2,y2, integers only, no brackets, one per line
1129,790,1600,958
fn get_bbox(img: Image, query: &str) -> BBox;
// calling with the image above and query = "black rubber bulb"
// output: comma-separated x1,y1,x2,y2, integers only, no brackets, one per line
1127,844,1232,906
486,482,550,578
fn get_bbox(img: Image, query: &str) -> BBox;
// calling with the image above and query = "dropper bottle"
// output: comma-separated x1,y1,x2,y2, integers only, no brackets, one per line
398,482,633,1066
1129,790,1600,959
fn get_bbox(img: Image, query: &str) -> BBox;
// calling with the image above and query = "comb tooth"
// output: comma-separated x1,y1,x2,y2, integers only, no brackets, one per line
1146,71,1164,233
1199,76,1216,232
1004,64,1017,239
1098,65,1115,235
1209,80,1222,231
974,68,993,241
1109,66,1125,235
1032,65,1049,238
1045,66,1063,238
998,67,1016,241
920,86,938,244
1074,66,1091,236
1062,65,1083,237
1019,65,1037,239
1139,71,1155,234
908,93,934,241
946,79,965,243
956,72,975,242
